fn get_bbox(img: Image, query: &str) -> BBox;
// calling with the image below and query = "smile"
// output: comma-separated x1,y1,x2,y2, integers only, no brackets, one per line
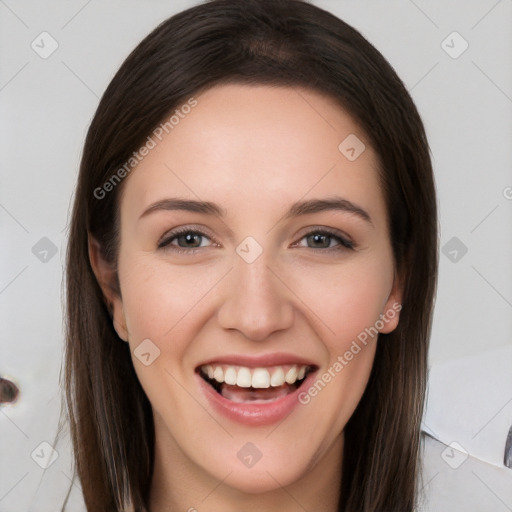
196,358,318,425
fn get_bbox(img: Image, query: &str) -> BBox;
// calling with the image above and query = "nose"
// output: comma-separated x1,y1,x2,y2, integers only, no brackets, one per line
217,253,294,342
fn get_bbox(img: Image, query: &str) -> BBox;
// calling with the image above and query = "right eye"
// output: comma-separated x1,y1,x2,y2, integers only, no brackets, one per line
157,227,216,254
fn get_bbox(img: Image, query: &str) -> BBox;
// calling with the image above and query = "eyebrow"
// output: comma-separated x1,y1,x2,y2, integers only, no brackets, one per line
283,197,372,224
139,196,372,225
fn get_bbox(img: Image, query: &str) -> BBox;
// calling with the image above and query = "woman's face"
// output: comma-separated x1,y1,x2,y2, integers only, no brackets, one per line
104,84,401,496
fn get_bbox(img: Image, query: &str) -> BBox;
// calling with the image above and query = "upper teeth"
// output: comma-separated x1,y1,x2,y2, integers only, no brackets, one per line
201,364,308,388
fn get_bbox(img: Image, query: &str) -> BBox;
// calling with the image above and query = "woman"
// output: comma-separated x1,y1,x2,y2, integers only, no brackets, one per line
64,0,438,510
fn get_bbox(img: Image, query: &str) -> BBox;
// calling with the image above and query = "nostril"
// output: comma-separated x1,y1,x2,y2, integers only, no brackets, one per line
0,377,19,404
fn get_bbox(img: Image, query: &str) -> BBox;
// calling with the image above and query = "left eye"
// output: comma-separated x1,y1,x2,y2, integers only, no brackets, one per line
295,231,354,250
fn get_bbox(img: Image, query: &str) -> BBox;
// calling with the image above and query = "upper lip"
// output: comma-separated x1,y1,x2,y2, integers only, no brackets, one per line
196,352,318,369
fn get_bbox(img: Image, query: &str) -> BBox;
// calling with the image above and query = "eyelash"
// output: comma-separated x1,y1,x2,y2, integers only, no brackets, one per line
157,226,355,254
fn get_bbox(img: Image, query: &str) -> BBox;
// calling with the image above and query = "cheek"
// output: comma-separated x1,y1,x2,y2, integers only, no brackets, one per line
305,340,377,446
117,258,219,413
290,255,394,347
119,256,228,343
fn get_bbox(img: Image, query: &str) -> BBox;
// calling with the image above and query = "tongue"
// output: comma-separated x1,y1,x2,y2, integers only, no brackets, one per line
220,383,294,403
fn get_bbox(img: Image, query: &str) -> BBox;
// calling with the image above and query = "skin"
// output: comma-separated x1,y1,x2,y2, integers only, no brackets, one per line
90,84,402,512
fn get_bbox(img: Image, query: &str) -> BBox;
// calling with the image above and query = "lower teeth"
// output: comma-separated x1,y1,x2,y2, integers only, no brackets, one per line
201,373,306,403
220,383,294,403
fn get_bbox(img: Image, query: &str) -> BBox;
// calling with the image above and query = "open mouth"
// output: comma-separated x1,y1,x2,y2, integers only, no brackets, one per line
197,363,316,403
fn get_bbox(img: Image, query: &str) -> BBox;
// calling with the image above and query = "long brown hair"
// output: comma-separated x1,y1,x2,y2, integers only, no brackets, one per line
64,1,438,510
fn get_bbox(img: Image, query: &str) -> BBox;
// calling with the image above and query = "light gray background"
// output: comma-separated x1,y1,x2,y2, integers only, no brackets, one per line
1,1,511,511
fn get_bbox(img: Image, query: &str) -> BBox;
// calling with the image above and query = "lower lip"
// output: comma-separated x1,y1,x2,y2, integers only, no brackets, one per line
197,371,316,426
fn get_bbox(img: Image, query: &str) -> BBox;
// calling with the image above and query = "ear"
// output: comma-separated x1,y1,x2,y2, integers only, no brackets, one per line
88,235,129,342
378,268,404,334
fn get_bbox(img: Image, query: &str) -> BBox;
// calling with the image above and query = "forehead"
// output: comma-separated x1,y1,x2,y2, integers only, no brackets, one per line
119,83,386,227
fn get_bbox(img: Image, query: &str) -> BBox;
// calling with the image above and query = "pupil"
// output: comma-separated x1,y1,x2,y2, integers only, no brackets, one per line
181,233,200,247
310,234,329,248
